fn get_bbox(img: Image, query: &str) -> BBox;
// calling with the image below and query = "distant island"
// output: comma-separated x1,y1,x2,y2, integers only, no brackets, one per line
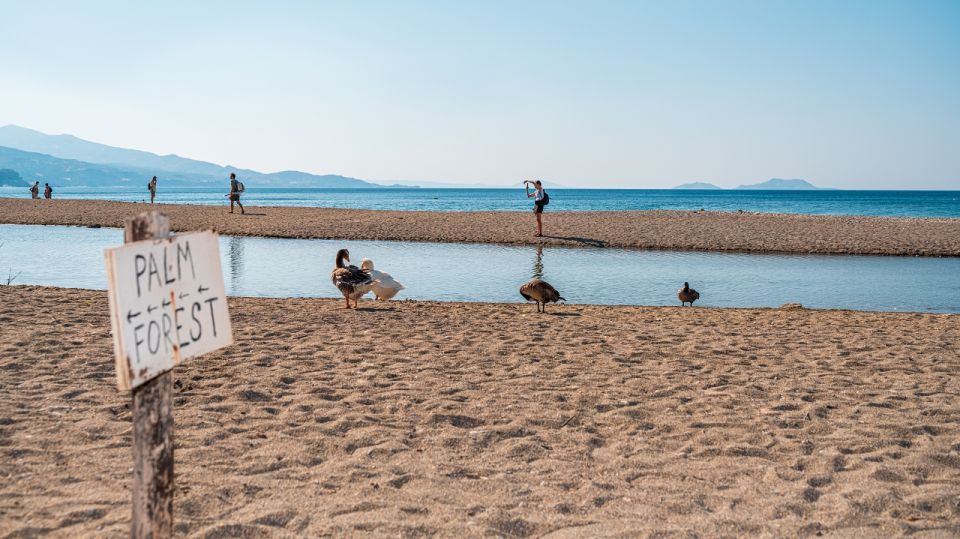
673,182,722,190
735,178,823,190
673,178,827,190
0,125,402,189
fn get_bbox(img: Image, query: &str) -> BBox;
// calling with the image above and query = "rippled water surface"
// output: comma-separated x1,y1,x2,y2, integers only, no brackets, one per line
2,224,958,313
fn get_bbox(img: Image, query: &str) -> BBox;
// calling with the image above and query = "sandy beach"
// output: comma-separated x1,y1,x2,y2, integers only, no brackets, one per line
2,198,960,256
1,285,958,537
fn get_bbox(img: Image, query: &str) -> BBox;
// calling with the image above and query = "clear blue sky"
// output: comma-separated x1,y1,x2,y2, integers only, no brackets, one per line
1,0,958,188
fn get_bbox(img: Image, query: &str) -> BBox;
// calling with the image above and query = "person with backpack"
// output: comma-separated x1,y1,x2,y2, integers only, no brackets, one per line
29,181,39,199
524,179,549,237
43,183,52,199
227,172,245,214
148,176,158,203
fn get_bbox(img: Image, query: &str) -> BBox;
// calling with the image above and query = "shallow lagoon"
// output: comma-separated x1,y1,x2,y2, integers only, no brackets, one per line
2,224,958,313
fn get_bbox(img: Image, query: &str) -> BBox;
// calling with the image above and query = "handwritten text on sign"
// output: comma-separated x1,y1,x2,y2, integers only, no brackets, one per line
105,231,232,390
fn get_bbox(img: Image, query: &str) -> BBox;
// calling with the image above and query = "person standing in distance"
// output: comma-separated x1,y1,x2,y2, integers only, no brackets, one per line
228,172,244,214
148,176,158,204
524,180,547,237
43,183,52,199
29,181,39,199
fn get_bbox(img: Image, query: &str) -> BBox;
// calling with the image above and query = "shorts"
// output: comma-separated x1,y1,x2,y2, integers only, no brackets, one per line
534,202,544,214
230,194,240,202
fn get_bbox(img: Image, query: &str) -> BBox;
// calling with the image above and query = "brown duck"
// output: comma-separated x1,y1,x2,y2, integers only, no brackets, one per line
331,248,374,309
677,282,700,306
519,279,565,313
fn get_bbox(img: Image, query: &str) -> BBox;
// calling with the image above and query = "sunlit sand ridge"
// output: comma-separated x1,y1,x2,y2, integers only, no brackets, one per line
2,198,960,255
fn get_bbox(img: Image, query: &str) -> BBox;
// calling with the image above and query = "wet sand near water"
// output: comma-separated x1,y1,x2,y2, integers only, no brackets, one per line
2,197,960,256
1,286,958,537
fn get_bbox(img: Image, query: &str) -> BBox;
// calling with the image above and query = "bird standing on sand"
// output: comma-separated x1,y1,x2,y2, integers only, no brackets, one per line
331,249,375,309
360,258,405,300
519,279,565,313
678,282,700,306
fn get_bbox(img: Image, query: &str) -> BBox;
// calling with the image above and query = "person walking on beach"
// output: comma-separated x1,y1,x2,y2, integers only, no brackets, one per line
43,183,52,199
228,173,244,214
148,176,158,204
29,181,39,199
524,180,548,237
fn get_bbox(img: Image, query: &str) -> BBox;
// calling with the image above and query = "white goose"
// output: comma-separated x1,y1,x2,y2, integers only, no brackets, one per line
360,258,405,300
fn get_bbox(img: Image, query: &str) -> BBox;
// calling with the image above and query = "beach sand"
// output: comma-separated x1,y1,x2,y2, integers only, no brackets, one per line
3,197,960,256
1,286,958,537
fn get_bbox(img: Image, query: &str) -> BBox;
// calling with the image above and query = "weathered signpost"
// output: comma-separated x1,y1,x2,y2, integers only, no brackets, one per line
105,211,232,538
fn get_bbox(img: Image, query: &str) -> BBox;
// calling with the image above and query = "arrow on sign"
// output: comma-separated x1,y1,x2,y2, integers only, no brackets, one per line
147,305,157,314
178,292,190,300
162,299,171,308
198,285,209,294
127,310,141,323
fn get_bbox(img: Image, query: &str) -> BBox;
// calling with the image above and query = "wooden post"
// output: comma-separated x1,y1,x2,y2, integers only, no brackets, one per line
126,211,175,538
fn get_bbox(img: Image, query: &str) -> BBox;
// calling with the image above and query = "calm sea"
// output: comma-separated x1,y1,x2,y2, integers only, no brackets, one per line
2,186,958,217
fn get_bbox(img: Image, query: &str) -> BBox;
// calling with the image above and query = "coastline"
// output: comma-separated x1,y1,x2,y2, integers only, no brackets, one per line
3,197,960,256
1,286,958,536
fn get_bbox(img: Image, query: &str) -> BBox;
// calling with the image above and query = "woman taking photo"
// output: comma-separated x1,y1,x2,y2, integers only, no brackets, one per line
524,180,548,237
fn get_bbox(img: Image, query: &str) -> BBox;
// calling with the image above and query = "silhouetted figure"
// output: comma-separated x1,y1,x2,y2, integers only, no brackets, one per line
29,181,39,199
228,173,244,214
148,176,157,203
43,183,52,199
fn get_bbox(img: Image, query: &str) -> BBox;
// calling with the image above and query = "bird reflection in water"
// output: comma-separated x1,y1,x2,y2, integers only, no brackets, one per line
227,236,244,292
531,244,544,280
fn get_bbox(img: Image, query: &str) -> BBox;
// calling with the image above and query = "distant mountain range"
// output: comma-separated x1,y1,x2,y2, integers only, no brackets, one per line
0,168,28,187
0,125,395,188
674,178,827,190
0,125,837,191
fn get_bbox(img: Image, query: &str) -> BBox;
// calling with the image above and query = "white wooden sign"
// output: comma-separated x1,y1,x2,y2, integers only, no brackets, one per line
105,231,232,390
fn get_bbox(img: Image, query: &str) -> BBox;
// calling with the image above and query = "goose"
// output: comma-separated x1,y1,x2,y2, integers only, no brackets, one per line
678,282,700,306
331,248,375,308
360,258,405,300
519,279,565,313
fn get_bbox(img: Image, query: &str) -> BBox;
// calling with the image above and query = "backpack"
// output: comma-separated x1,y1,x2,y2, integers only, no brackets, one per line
238,182,245,193
541,190,549,205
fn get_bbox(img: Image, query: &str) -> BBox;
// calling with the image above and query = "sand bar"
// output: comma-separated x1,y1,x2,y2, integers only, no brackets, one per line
1,285,958,536
2,197,959,256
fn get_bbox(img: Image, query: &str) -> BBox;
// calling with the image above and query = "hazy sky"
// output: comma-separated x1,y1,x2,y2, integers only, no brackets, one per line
1,1,958,188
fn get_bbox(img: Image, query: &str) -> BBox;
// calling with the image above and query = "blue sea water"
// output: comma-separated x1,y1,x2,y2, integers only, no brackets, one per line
1,186,958,217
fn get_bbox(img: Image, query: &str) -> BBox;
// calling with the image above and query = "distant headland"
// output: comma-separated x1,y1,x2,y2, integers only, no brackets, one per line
0,125,409,189
0,168,28,187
